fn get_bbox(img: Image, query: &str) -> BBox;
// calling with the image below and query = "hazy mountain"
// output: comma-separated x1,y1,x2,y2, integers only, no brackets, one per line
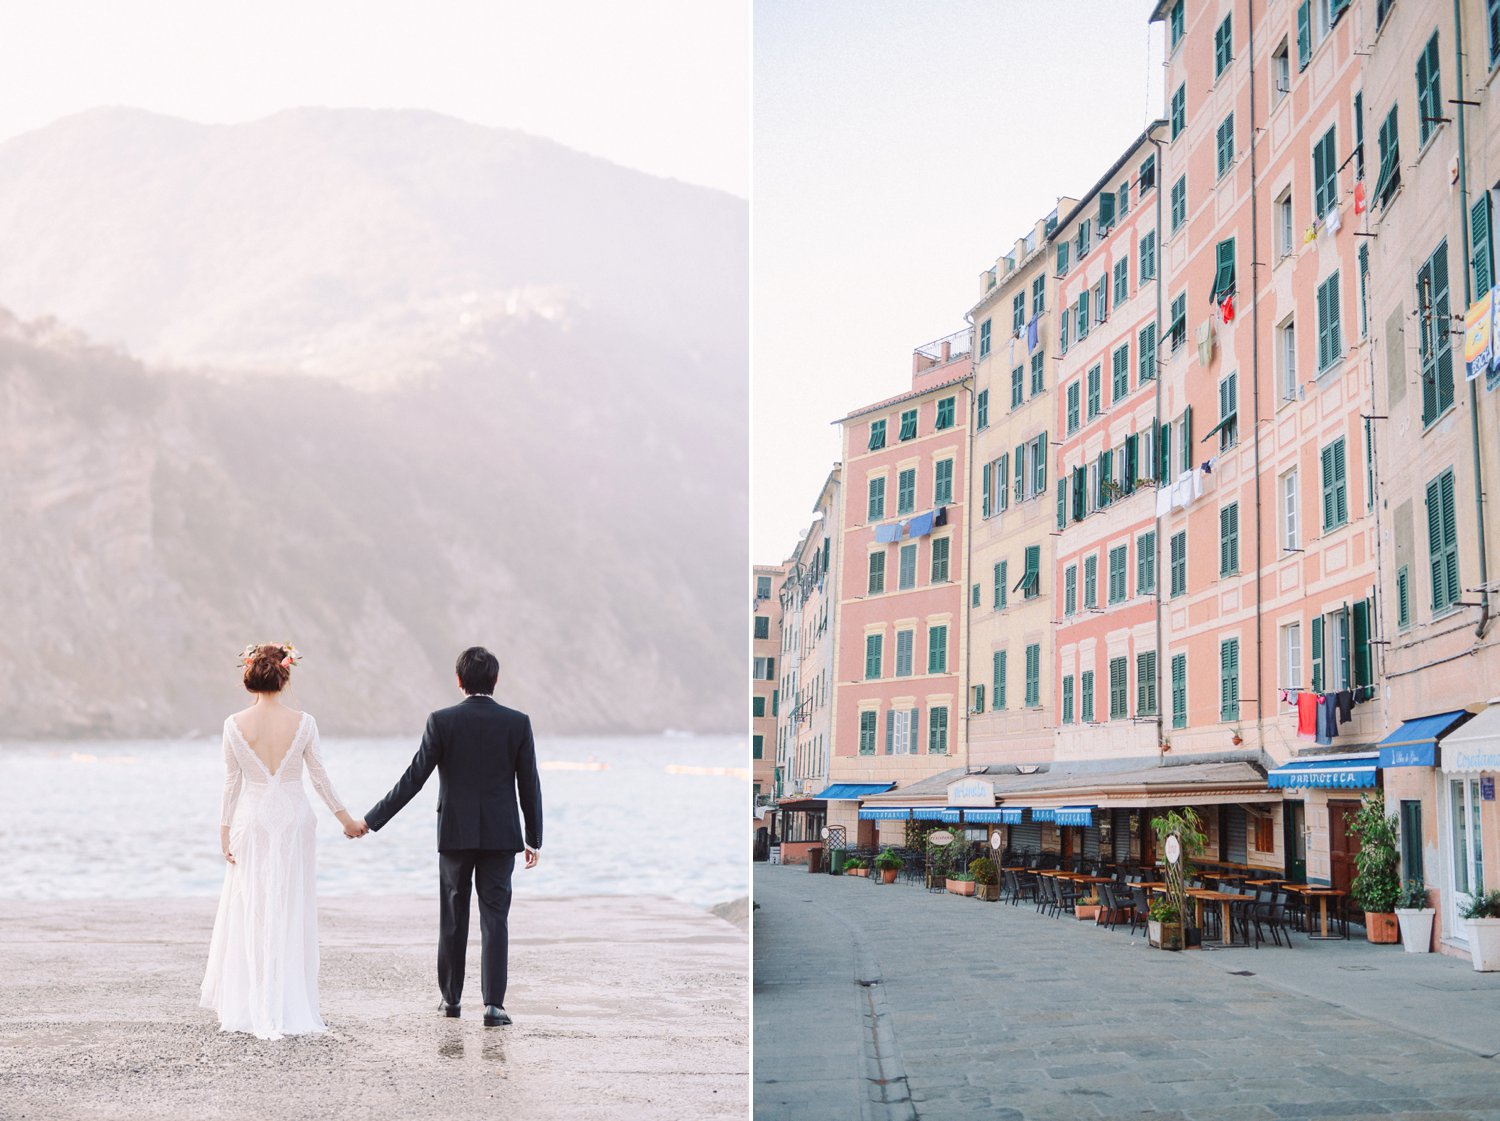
0,109,746,739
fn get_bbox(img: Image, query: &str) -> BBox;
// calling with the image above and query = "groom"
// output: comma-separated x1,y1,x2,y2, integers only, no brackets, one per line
356,646,543,1027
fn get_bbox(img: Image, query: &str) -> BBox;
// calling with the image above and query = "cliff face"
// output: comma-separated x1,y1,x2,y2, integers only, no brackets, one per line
0,110,746,739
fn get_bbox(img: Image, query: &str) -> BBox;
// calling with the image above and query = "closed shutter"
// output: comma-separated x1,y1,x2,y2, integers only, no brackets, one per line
1311,615,1325,692
994,650,1007,708
1081,825,1102,861
1474,193,1495,295
1171,654,1187,728
1220,639,1240,720
1010,822,1042,853
1297,2,1311,69
885,710,894,754
1224,806,1248,864
1113,810,1134,864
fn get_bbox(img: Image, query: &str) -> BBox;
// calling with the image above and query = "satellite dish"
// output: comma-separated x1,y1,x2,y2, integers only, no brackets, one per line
928,830,954,846
1164,835,1182,865
989,832,1003,851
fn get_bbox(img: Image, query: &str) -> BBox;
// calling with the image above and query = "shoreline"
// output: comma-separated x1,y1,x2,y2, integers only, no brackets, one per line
0,894,747,1120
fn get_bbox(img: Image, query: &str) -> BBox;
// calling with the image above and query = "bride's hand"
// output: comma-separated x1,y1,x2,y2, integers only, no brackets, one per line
337,811,367,839
220,826,236,865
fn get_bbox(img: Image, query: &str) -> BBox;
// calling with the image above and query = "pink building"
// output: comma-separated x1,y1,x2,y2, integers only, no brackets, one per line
751,561,785,856
826,334,972,849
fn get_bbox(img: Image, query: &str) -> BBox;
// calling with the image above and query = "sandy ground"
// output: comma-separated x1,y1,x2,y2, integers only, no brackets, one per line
0,894,747,1121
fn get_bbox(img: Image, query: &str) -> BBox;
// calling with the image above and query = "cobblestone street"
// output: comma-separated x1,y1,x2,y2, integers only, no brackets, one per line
754,864,1500,1121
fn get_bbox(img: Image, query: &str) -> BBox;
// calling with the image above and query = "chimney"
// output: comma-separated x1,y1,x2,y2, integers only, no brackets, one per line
940,340,951,362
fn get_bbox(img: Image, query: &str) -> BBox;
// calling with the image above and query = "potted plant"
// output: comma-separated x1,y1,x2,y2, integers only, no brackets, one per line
1150,808,1206,948
969,857,1000,902
844,857,867,878
925,837,953,890
1148,898,1182,950
1075,892,1101,922
873,849,902,884
1461,889,1500,971
946,870,976,896
1394,877,1434,954
1346,792,1401,944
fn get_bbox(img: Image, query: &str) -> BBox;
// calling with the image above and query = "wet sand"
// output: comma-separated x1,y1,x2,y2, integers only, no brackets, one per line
0,895,747,1120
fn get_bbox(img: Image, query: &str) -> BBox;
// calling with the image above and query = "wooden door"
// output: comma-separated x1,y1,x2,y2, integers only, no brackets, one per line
1327,799,1361,904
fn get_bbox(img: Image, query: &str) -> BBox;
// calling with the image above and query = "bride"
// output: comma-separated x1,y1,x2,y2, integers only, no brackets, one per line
199,643,366,1040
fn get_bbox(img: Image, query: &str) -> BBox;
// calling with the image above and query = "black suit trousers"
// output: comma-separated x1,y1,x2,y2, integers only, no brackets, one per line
438,850,517,1008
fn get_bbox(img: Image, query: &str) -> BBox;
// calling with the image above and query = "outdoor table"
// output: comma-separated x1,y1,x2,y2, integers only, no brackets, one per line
1072,875,1114,884
1186,889,1247,947
1284,885,1348,939
1244,878,1285,886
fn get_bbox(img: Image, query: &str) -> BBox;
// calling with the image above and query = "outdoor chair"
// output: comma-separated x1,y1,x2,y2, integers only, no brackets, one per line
1012,870,1038,906
1034,874,1054,916
1128,886,1150,936
1053,877,1080,919
1098,883,1130,930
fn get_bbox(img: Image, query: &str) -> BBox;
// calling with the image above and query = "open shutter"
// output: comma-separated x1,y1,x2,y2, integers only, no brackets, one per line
885,710,894,754
981,464,991,517
1124,432,1139,493
1159,420,1172,481
909,709,920,751
1057,478,1068,530
1428,476,1446,609
1311,615,1324,693
1296,2,1311,69
1072,465,1087,521
1433,246,1454,415
1352,598,1372,688
1182,405,1193,459
1441,471,1459,607
1474,193,1495,295
1015,443,1026,499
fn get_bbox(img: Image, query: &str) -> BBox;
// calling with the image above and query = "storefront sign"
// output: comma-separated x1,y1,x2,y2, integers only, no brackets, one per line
1444,749,1500,774
946,777,996,807
1484,777,1495,802
1380,743,1436,769
927,830,954,846
1465,288,1496,382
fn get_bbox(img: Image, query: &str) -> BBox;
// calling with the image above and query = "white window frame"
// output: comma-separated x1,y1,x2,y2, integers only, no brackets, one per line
1282,468,1300,551
1276,190,1294,259
1281,621,1302,689
1279,317,1298,402
1273,40,1290,104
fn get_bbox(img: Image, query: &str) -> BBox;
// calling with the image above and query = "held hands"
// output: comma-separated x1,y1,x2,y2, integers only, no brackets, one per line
338,812,370,839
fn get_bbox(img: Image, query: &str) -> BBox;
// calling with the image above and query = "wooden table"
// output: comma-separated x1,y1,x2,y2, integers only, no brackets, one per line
1244,878,1286,886
1284,885,1348,939
1186,889,1248,946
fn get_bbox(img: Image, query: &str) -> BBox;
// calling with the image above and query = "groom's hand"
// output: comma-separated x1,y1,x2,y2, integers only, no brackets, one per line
524,846,539,870
343,818,369,839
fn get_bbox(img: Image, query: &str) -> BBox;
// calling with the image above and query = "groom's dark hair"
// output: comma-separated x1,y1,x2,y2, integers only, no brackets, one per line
456,646,499,696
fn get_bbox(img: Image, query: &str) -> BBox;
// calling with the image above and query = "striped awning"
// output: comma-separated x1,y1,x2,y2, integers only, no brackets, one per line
1029,808,1058,823
1266,754,1379,790
858,807,911,821
963,808,1023,824
1054,805,1097,826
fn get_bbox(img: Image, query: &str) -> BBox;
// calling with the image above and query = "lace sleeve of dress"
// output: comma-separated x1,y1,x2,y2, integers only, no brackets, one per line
302,717,347,815
220,723,244,827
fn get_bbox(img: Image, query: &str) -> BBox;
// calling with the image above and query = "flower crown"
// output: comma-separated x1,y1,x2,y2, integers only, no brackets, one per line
239,643,302,670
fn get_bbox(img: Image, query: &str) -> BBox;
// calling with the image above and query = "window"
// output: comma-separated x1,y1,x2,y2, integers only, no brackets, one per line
928,706,949,754
1060,309,1071,356
1217,371,1238,449
1098,189,1116,232
1220,638,1241,721
1108,545,1128,604
1022,543,1041,599
1316,271,1342,372
1077,217,1092,261
897,468,916,515
1400,799,1424,883
1087,364,1101,418
994,560,1007,609
753,735,763,759
1032,273,1046,313
1169,0,1184,49
868,551,886,594
1214,14,1233,79
1083,553,1099,608
1490,0,1500,68
756,575,772,600
1112,257,1128,308
1321,438,1348,531
1416,32,1441,148
1282,622,1302,690
899,408,917,441
868,419,886,451
935,397,955,430
1472,193,1493,296
1282,468,1300,550
1212,238,1236,306
867,476,886,521
755,615,770,641
895,629,914,677
1418,241,1454,426
1375,104,1401,208
1276,191,1293,259
859,711,877,755
1112,344,1129,403
1216,113,1235,179
1140,230,1157,282
1353,89,1365,180
1312,126,1337,219
1139,323,1157,384
1011,365,1024,409
1064,564,1078,615
1030,352,1045,396
928,624,948,673
753,695,766,718
898,543,917,589
890,709,915,756
1170,84,1186,139
931,536,950,583
979,319,992,358
1025,643,1041,707
1137,531,1156,595
1137,650,1158,716
1109,656,1129,719
1297,1,1312,69
1081,669,1095,723
1012,291,1025,332
1170,176,1187,231
1168,292,1186,350
1273,40,1290,102
1428,468,1460,612
1279,318,1297,401
1397,565,1411,629
1140,153,1156,192
934,458,954,506
993,650,1007,709
1118,179,1130,218
1061,675,1075,724
1170,531,1187,596
996,453,1009,511
977,389,989,430
864,633,882,679
1220,503,1240,575
1057,241,1070,276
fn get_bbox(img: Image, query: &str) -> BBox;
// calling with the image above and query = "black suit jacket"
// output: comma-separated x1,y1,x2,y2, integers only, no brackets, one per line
365,695,543,852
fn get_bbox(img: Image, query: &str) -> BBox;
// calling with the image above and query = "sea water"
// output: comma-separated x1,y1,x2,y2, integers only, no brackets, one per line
0,734,746,909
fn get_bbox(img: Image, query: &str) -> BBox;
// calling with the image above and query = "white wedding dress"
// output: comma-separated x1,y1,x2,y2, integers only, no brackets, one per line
199,712,346,1040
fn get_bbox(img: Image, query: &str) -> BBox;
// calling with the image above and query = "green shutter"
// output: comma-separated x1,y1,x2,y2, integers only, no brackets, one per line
1015,443,1025,498
1474,193,1495,295
1062,675,1074,724
928,625,946,673
865,634,882,679
1171,653,1186,728
1353,597,1372,688
1297,2,1311,69
1081,670,1094,723
1397,566,1411,629
974,684,985,714
1220,639,1240,721
994,650,1007,708
1057,478,1068,530
1158,420,1171,482
1125,432,1139,493
1311,615,1324,692
1025,644,1040,707
1024,544,1041,598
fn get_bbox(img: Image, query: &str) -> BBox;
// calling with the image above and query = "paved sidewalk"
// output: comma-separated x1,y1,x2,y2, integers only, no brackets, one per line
754,864,1500,1121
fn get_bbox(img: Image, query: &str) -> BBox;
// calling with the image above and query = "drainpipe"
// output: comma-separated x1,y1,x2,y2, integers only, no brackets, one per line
1150,134,1166,756
1246,0,1265,732
962,313,978,772
1452,0,1491,640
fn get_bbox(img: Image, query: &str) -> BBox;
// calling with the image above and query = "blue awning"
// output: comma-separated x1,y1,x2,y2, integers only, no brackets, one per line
1267,754,1379,790
1377,710,1471,769
1030,808,1058,823
1055,805,1097,826
858,807,911,820
963,808,1022,824
813,782,895,800
912,807,950,821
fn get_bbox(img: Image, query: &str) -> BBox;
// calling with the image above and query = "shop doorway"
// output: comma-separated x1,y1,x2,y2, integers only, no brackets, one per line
1446,776,1487,937
1283,800,1307,883
1328,799,1361,899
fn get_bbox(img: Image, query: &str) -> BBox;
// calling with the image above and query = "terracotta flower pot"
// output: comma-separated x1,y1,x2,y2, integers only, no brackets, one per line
1364,911,1400,944
946,878,975,896
879,867,898,884
1075,904,1100,922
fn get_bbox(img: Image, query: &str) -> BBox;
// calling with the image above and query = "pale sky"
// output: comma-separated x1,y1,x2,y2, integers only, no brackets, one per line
0,1,749,197
754,0,1165,561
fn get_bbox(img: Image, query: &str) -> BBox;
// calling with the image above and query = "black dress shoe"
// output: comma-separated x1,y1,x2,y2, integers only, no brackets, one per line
483,1005,512,1027
440,1001,461,1018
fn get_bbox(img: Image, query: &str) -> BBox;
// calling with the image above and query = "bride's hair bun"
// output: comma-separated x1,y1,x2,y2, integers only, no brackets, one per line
240,643,298,694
